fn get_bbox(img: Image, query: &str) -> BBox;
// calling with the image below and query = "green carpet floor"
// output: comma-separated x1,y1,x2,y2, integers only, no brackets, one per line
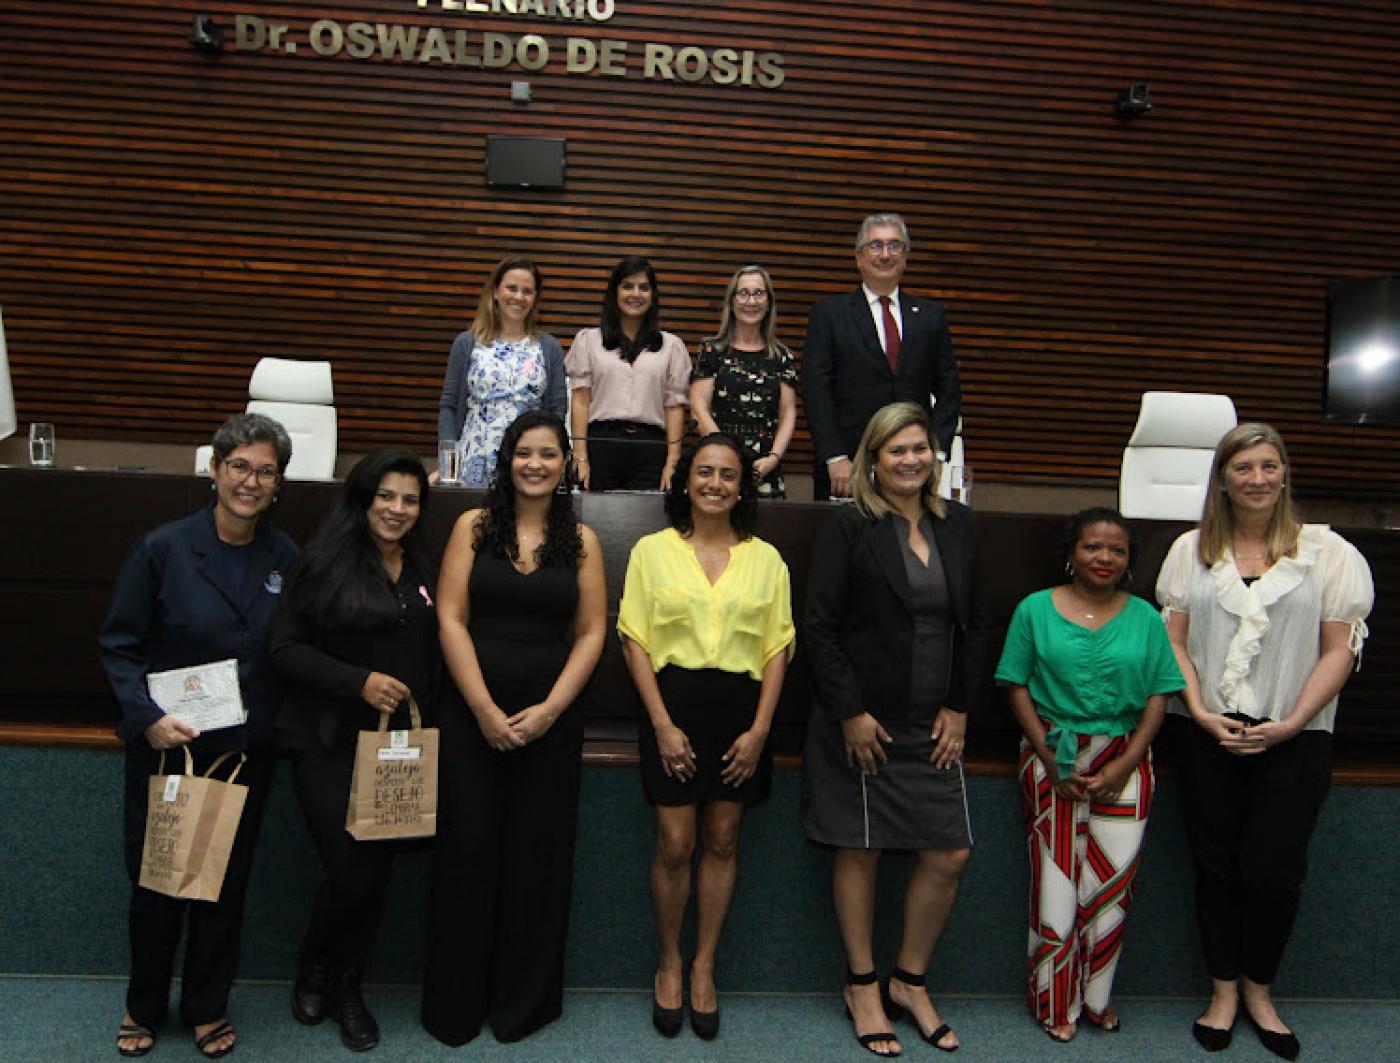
5,975,1396,1062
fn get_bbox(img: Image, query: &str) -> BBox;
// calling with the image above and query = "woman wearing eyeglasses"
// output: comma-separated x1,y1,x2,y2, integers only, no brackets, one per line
99,413,298,1060
689,265,799,498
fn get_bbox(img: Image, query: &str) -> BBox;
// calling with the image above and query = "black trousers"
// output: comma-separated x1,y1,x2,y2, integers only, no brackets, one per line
122,743,273,1028
586,420,666,491
421,703,584,1045
1173,716,1332,985
291,744,414,972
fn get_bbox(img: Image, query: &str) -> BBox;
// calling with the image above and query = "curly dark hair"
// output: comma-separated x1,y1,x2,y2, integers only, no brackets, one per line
294,448,430,628
1061,506,1137,586
600,255,662,364
664,433,759,539
474,410,582,568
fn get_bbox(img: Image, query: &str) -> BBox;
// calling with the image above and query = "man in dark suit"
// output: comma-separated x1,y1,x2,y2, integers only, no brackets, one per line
802,212,962,499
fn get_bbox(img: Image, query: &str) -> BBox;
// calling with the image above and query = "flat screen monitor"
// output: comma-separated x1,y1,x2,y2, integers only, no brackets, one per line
486,135,565,191
1324,274,1400,426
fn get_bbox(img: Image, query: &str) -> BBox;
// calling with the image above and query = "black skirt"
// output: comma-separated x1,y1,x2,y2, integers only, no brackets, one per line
638,666,772,808
801,709,972,852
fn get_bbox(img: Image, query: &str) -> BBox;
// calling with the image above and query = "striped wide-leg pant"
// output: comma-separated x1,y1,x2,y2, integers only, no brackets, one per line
1018,731,1153,1028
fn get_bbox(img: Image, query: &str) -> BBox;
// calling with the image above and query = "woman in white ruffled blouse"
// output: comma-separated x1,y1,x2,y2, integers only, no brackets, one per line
1156,422,1373,1062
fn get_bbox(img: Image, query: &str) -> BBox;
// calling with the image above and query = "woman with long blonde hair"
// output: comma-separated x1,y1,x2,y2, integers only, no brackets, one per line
689,265,798,497
1157,422,1373,1059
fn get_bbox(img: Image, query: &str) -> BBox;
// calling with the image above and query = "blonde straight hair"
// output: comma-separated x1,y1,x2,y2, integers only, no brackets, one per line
469,257,542,344
1197,421,1301,566
706,264,784,359
850,402,946,521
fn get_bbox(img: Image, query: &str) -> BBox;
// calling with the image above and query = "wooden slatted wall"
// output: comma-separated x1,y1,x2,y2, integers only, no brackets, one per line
2,0,1397,489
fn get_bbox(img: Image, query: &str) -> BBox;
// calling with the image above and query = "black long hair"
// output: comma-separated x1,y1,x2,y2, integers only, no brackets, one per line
600,255,663,363
1061,506,1138,587
293,449,430,628
474,410,583,569
664,433,759,539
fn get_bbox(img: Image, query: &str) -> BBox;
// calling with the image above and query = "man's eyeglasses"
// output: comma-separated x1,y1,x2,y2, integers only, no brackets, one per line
222,458,280,484
735,289,769,303
860,240,907,256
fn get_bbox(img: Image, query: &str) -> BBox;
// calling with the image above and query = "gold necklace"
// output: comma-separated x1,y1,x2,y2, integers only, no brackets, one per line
688,538,733,567
1066,587,1112,620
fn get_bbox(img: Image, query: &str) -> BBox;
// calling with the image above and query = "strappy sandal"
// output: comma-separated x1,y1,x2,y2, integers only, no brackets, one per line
195,1020,237,1059
1085,1004,1121,1033
883,967,959,1052
845,968,902,1057
116,1022,155,1058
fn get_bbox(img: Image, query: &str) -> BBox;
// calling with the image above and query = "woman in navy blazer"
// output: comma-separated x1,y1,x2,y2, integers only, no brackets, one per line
98,413,297,1060
802,401,988,1056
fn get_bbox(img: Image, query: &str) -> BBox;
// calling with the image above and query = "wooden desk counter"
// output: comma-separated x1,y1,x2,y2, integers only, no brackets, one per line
3,466,1394,775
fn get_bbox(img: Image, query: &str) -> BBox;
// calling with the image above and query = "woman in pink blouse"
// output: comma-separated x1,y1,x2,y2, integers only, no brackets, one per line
565,256,692,492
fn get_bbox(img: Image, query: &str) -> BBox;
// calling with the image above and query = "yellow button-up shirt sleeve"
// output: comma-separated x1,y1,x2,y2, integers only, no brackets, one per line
617,529,795,681
616,531,656,654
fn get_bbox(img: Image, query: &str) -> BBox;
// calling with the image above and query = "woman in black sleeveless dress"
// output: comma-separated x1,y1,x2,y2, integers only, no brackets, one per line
422,411,607,1045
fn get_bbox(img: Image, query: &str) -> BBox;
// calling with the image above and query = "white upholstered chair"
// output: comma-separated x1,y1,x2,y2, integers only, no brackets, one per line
1118,392,1237,519
196,358,337,480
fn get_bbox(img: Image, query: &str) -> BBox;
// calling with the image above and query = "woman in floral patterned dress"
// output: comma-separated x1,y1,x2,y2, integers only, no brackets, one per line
438,258,567,487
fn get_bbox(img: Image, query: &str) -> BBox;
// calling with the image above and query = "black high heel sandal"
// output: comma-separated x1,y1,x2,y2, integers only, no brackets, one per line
883,967,959,1052
844,968,901,1057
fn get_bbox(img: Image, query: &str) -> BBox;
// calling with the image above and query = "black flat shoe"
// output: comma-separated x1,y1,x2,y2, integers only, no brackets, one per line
1246,1012,1300,1061
1192,1019,1233,1052
291,963,330,1026
845,968,901,1057
883,966,959,1052
690,1006,719,1040
651,996,683,1038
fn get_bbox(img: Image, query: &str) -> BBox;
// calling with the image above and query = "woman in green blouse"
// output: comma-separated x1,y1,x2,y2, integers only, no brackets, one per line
995,507,1182,1043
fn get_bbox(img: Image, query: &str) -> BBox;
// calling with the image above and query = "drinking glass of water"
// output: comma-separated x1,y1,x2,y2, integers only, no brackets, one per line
437,439,462,485
28,422,55,467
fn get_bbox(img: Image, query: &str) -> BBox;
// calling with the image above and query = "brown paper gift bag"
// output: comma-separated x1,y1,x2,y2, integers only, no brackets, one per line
139,746,248,903
346,696,438,841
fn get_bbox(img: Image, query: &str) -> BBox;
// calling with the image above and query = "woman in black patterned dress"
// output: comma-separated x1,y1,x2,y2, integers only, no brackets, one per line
690,265,799,498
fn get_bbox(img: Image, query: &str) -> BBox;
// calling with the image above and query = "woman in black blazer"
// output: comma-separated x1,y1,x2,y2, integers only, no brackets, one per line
99,413,297,1060
271,449,436,1053
802,401,988,1057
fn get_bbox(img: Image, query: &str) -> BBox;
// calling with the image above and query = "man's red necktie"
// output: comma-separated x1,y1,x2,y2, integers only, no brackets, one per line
879,295,901,372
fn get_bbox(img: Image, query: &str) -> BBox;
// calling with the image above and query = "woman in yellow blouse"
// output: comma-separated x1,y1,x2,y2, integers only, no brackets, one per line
618,433,795,1042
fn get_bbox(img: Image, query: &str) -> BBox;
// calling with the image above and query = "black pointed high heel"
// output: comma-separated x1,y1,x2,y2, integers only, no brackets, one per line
651,994,682,1038
884,966,958,1052
844,968,901,1057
